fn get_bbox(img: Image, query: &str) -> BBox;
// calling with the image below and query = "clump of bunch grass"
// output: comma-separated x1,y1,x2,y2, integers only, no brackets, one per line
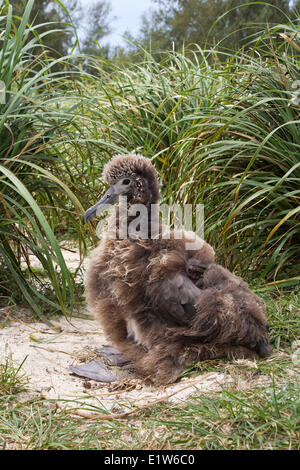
261,290,300,349
0,357,28,399
58,20,300,285
0,0,86,319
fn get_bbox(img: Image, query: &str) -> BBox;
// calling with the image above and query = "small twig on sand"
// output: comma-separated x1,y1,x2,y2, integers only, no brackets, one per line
59,245,78,253
29,344,81,358
48,384,194,420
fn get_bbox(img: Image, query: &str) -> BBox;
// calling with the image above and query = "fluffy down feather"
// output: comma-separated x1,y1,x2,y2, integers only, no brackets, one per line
85,155,270,385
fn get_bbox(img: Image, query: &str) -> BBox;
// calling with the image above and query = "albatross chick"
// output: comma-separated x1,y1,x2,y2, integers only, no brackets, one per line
84,154,270,385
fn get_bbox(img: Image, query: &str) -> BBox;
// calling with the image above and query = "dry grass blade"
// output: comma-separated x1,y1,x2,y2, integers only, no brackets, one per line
46,384,196,420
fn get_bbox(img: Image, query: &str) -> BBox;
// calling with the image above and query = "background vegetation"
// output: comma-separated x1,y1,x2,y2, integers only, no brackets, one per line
1,0,299,317
0,0,299,451
128,0,300,57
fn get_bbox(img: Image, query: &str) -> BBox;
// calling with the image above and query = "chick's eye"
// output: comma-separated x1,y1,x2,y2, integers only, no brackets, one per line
122,179,130,185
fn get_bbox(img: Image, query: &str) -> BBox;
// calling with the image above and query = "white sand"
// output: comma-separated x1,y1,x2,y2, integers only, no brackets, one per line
0,315,234,412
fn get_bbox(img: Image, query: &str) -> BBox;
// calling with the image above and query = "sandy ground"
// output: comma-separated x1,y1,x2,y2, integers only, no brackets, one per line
0,315,242,413
25,243,88,272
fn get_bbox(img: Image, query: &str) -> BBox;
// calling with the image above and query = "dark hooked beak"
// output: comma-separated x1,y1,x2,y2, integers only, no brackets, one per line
84,186,117,223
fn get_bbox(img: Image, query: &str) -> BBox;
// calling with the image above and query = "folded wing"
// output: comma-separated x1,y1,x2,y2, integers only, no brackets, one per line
148,272,202,326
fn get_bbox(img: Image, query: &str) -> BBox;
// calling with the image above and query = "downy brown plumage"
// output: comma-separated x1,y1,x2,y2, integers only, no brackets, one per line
84,154,270,385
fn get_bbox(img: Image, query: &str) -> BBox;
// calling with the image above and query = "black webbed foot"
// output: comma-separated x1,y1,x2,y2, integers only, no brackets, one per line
68,360,118,382
97,344,131,366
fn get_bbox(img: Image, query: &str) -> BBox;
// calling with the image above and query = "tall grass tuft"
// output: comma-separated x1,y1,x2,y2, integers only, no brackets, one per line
0,0,85,319
58,21,299,286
